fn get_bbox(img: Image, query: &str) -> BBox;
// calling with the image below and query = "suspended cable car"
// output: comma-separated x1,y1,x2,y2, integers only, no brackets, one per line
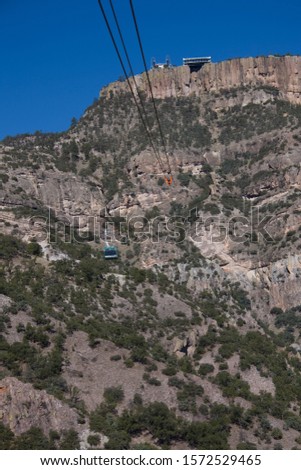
104,245,119,260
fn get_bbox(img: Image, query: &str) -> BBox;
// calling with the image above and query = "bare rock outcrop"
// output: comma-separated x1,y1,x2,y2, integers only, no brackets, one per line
173,330,199,357
103,55,301,104
0,377,79,436
0,294,12,311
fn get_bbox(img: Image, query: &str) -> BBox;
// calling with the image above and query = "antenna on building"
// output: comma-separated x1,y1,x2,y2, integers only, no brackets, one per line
151,56,172,70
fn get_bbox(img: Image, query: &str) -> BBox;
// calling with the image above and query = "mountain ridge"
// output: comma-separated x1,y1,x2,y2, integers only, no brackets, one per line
102,55,301,104
2,54,301,450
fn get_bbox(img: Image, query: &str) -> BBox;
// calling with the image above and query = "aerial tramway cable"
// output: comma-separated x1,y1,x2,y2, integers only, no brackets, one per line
108,0,166,171
96,0,167,178
129,0,172,185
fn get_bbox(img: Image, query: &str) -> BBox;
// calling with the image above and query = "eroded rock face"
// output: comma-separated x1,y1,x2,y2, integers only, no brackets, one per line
252,255,301,310
173,330,199,358
0,169,106,220
103,56,301,104
0,377,79,436
0,294,11,311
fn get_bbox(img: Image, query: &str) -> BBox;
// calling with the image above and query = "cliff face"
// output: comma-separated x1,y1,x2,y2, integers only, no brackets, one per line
3,55,301,449
103,55,301,104
0,377,80,436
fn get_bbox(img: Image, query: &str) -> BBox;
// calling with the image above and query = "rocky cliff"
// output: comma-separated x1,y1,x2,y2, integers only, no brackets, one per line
2,55,301,450
103,55,301,104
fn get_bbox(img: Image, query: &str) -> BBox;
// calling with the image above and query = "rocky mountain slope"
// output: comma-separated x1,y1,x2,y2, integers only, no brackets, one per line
105,55,301,103
2,55,301,449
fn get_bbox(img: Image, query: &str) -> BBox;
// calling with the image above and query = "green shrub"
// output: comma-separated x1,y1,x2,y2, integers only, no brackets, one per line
199,363,214,376
105,431,130,450
110,354,122,361
103,386,124,405
143,373,161,386
0,173,9,184
271,428,283,440
203,203,220,215
0,422,14,449
27,242,42,256
124,358,134,368
177,172,192,187
236,441,257,450
136,402,179,444
162,365,178,376
214,371,250,399
285,416,301,432
59,430,80,450
178,356,194,374
168,376,185,389
132,442,158,450
175,381,204,413
90,402,117,434
183,420,229,450
270,307,284,315
12,428,50,450
0,234,25,259
87,434,101,447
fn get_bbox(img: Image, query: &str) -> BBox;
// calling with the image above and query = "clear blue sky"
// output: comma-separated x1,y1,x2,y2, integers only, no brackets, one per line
0,0,300,139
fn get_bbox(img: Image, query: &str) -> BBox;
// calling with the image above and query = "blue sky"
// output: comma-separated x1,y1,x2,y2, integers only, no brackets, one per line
0,0,300,139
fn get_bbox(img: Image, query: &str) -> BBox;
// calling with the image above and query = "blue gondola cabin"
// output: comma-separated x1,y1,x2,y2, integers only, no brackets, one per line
104,246,119,259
